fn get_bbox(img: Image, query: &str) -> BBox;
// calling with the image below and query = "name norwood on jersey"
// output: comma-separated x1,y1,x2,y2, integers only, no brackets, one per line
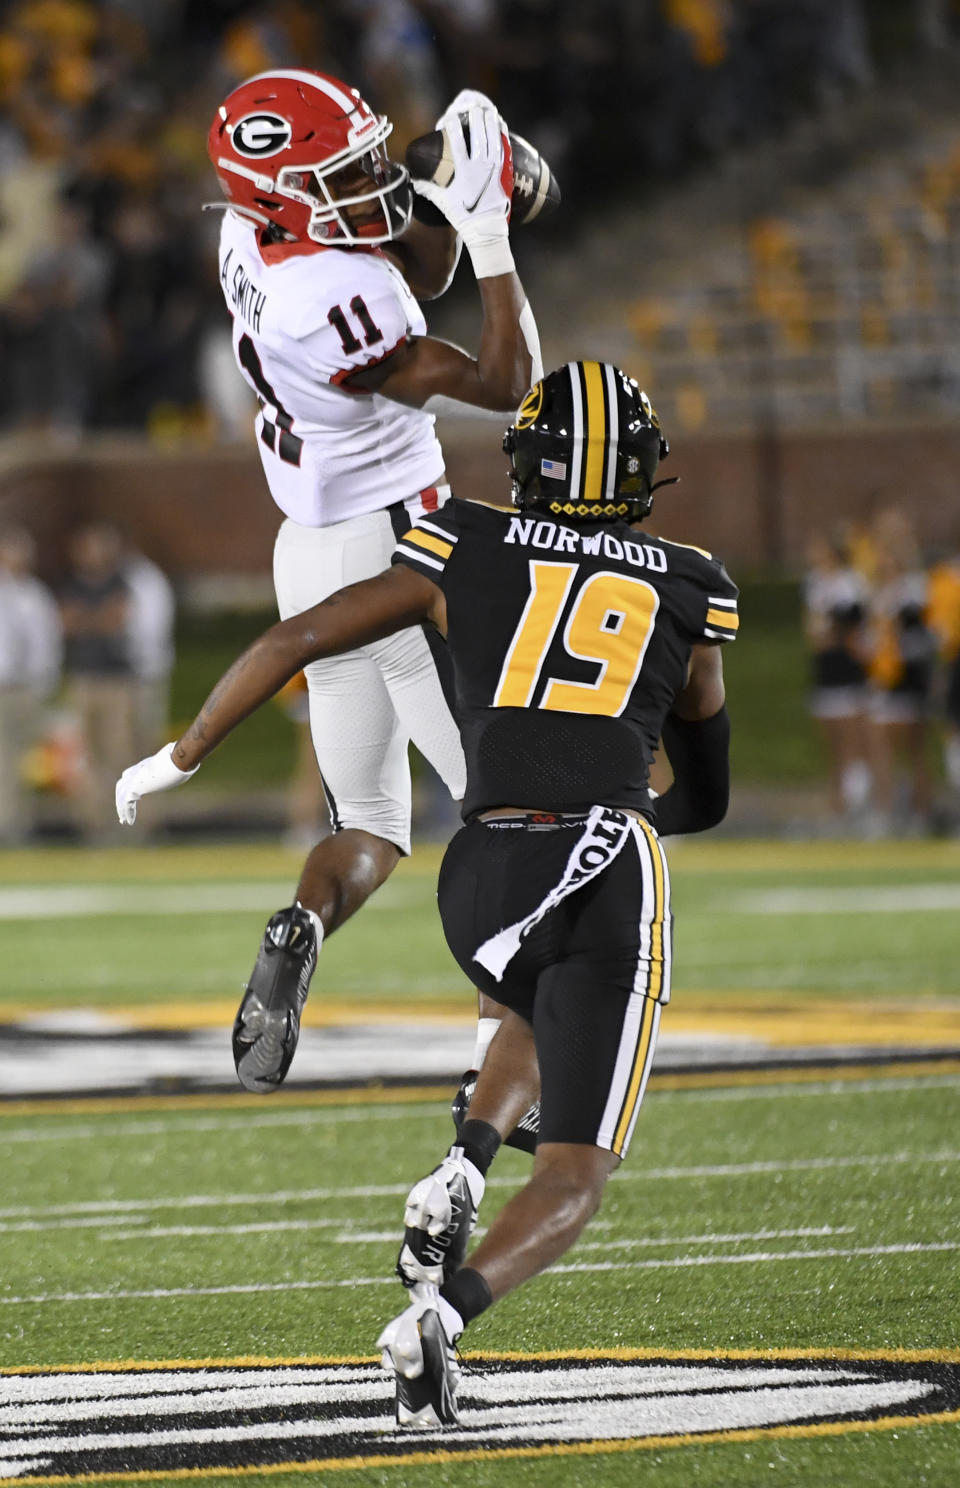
504,514,670,571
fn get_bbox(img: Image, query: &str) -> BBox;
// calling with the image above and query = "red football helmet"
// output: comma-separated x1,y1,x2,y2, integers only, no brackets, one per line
207,69,412,246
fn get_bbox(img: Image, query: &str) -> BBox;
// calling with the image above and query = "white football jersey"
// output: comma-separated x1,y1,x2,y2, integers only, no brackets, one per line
218,212,445,526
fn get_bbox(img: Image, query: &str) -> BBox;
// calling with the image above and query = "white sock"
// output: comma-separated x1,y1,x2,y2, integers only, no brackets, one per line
471,1017,500,1069
296,902,325,947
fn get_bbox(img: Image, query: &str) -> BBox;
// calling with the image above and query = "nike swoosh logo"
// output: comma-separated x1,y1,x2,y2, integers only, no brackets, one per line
463,165,495,212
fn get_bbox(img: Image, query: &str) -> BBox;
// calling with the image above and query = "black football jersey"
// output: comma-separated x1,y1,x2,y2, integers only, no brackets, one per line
393,498,739,818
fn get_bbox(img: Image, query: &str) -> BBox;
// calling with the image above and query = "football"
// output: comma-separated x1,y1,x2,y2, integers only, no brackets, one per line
405,119,561,226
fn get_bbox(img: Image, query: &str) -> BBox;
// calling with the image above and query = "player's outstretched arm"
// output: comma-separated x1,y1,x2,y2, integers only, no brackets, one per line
345,102,541,413
354,272,535,413
116,566,440,823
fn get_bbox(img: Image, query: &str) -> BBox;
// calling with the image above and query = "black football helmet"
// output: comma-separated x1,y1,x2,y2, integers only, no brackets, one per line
503,361,671,523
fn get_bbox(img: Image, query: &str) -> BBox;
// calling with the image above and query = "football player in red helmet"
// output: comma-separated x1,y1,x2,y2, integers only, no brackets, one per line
206,68,514,302
207,69,413,247
133,71,544,1113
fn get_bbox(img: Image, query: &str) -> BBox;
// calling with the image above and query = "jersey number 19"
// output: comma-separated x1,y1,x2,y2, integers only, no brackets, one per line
493,560,660,718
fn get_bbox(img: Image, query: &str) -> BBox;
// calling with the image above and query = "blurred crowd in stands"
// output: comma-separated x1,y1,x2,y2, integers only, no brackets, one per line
0,0,953,442
803,510,960,837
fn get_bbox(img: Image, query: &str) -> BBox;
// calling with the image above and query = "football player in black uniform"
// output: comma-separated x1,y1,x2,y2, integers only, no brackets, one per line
116,361,737,1428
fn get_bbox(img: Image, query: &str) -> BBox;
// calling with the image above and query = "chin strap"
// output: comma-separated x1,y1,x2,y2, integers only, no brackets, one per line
201,201,279,230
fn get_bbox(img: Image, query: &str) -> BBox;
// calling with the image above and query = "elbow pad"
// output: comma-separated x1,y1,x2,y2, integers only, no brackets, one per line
653,706,730,836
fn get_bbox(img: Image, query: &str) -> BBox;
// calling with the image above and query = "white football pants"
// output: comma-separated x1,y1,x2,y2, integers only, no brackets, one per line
273,501,466,855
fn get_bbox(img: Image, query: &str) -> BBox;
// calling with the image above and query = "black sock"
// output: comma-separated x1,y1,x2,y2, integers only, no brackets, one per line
441,1266,493,1327
454,1119,501,1177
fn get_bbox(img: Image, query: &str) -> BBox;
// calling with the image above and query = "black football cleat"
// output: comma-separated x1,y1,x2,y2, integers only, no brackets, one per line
396,1150,484,1288
451,1067,541,1155
449,1068,477,1132
232,905,318,1093
378,1286,461,1428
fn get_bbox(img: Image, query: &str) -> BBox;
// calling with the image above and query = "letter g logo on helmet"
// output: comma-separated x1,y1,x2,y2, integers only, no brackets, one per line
231,114,293,157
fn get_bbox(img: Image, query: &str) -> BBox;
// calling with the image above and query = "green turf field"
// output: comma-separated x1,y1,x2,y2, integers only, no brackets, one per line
2,1073,959,1483
1,839,959,1017
1,839,959,1484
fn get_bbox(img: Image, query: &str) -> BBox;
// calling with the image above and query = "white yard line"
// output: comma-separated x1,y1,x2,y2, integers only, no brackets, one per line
552,1225,858,1251
0,1185,414,1221
550,1242,960,1275
0,1221,857,1244
2,1241,956,1308
632,1149,960,1180
0,1104,442,1145
4,880,959,920
0,1217,346,1238
2,1150,958,1224
656,1075,960,1102
104,1219,349,1240
725,884,960,914
0,882,424,921
333,1224,855,1247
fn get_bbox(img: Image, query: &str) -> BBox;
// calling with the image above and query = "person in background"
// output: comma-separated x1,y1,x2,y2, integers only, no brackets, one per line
802,528,871,825
124,544,176,759
865,513,937,835
0,527,62,843
59,521,136,839
925,541,960,824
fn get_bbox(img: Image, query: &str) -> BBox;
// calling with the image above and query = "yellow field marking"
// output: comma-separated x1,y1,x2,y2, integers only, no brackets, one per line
663,839,960,873
1,1057,959,1121
666,1000,960,1048
0,1086,448,1120
2,996,956,1046
0,1000,476,1030
648,1058,960,1091
5,1343,959,1374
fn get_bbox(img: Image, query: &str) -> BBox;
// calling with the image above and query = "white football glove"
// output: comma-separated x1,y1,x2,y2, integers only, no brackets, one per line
415,101,513,279
435,88,503,133
116,742,199,826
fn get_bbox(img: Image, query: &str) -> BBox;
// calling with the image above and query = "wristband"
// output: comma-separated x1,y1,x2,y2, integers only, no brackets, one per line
465,236,515,279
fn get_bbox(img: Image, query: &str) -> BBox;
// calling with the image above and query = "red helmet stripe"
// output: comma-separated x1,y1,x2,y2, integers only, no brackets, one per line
245,68,361,116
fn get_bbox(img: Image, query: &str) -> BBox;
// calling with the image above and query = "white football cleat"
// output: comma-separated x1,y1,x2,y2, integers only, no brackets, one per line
377,1284,463,1428
396,1150,484,1288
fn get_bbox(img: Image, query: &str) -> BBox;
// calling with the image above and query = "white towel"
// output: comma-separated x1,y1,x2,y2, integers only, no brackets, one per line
473,806,635,981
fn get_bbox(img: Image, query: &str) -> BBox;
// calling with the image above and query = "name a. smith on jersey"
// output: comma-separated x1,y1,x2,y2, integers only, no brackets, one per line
504,515,669,572
220,247,266,332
